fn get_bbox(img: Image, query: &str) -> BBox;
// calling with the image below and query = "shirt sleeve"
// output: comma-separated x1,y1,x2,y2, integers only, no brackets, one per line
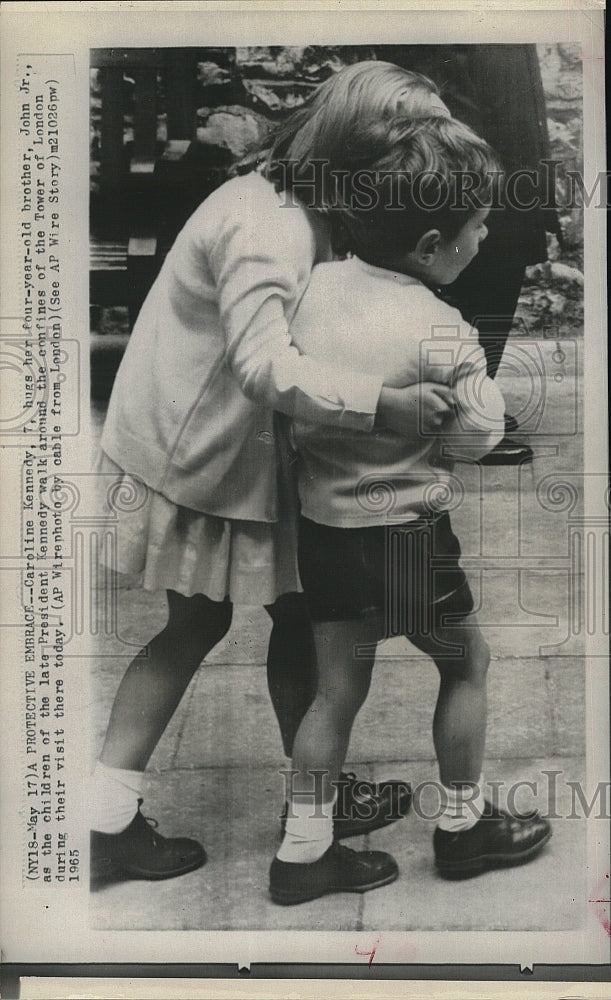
423,318,505,460
207,194,382,431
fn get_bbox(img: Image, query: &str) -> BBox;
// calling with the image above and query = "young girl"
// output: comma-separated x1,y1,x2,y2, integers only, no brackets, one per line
91,61,455,881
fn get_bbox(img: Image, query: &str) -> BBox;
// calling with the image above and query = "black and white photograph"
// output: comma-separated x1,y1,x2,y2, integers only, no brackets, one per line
87,37,595,931
0,1,608,990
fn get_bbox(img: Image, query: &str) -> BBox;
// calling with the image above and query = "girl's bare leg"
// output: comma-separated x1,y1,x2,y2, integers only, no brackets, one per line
100,590,233,771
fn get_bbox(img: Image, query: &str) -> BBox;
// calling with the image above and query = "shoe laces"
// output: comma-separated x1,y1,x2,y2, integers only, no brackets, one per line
332,842,360,862
136,799,161,843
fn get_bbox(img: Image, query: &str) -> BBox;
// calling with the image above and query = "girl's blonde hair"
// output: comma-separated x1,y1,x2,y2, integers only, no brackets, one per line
266,61,439,174
239,61,441,205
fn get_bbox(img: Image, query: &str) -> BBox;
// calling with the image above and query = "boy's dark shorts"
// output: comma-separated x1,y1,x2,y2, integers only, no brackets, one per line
298,511,474,633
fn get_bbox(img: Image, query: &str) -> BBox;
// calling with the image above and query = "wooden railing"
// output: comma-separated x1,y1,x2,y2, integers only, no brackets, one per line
90,47,227,328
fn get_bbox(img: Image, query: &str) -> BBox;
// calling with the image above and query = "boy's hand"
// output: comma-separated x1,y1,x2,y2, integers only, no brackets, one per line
377,382,455,441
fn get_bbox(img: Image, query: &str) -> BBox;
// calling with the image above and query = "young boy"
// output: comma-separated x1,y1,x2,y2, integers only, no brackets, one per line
270,116,551,905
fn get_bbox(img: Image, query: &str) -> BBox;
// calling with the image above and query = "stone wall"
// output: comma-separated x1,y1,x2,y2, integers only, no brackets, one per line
516,42,583,337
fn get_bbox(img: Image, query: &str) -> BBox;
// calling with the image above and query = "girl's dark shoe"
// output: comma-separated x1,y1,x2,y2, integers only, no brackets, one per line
433,802,551,879
91,800,206,881
280,772,412,840
270,841,399,905
479,438,533,465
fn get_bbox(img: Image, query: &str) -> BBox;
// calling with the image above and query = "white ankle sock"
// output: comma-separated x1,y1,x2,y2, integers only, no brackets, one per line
90,761,144,834
437,780,486,833
276,791,337,864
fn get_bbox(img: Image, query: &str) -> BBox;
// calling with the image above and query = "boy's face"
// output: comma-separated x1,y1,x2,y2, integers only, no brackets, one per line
430,209,490,285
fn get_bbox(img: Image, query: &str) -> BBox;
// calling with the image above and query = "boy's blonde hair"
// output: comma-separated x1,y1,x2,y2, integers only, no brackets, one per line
332,115,502,266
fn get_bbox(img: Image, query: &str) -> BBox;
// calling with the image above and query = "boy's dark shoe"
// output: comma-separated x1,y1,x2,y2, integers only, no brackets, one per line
91,800,206,881
433,802,552,879
504,414,519,434
270,841,399,905
280,772,412,840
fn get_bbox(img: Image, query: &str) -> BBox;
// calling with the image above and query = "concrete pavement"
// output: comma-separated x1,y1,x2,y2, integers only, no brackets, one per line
89,339,590,932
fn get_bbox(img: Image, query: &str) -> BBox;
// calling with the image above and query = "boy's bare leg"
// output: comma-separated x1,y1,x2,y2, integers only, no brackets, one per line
410,615,551,876
270,596,412,838
265,593,318,759
271,614,399,904
413,617,490,788
290,617,379,805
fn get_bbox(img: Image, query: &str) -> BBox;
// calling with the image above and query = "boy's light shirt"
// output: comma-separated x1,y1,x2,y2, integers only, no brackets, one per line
290,256,505,527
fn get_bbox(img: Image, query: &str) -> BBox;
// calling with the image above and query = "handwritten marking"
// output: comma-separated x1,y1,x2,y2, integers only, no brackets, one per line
355,936,380,966
588,873,610,936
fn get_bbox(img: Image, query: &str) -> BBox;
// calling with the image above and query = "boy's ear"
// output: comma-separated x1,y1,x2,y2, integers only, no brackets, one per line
415,229,442,264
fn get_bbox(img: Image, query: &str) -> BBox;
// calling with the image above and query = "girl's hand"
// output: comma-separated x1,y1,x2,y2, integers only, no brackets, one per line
377,382,455,441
